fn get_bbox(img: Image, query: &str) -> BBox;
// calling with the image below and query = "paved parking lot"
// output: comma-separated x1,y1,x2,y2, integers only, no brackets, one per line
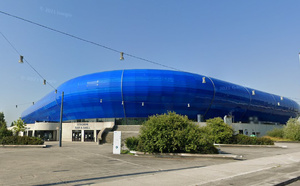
0,142,299,185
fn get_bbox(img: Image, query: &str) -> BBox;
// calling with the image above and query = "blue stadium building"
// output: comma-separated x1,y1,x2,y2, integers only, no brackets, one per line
21,69,300,142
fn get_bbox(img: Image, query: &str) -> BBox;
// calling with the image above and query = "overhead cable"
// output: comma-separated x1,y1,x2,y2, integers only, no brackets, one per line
0,10,180,71
0,31,57,91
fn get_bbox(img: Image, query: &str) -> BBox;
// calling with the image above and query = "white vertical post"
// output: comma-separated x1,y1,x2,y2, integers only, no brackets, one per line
113,131,121,154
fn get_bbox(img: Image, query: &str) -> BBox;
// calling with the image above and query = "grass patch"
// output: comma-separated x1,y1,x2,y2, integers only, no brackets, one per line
121,150,135,155
264,136,293,142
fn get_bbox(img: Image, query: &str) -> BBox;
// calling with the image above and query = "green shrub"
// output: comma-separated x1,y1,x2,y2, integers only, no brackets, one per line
231,134,274,145
137,112,218,154
267,128,284,138
183,126,217,154
205,117,234,144
284,118,300,141
125,136,139,151
0,136,44,145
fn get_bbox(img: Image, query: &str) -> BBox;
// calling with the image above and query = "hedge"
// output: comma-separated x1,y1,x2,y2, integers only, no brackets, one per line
230,134,274,145
0,136,44,145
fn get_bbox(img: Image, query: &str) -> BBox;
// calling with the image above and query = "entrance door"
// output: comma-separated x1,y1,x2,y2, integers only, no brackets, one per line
72,130,82,141
43,131,54,141
28,131,33,137
84,130,94,142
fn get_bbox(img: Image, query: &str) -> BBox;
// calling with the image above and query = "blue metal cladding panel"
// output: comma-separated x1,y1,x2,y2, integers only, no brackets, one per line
21,69,300,124
22,70,124,123
122,69,215,119
21,92,61,123
204,78,250,121
271,95,299,123
242,89,276,122
242,88,300,123
60,70,124,121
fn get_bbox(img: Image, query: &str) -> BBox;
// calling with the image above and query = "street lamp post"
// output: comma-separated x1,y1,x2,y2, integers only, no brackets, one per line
59,91,64,147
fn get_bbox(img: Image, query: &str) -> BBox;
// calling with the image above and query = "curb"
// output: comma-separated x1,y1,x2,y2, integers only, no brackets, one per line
0,145,47,148
269,170,300,186
275,141,300,144
275,176,300,186
214,144,287,148
132,151,243,160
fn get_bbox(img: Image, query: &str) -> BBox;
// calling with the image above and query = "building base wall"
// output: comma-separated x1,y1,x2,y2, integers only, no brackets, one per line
196,122,283,137
23,121,115,142
22,121,283,143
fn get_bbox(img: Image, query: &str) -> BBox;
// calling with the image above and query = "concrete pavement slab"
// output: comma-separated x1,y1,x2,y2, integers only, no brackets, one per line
93,151,300,186
1,142,300,185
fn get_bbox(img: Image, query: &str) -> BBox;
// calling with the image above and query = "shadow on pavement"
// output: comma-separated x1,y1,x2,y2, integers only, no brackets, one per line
34,165,205,186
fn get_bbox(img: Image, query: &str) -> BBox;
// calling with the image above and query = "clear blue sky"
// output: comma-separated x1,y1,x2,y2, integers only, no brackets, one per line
1,1,300,125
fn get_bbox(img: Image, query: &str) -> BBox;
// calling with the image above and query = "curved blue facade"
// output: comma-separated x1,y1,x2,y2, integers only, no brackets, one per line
21,69,300,124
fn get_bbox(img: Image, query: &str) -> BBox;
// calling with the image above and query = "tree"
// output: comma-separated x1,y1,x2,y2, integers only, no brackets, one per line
0,125,13,139
0,112,12,138
284,118,300,141
0,112,6,128
266,127,284,138
12,118,26,136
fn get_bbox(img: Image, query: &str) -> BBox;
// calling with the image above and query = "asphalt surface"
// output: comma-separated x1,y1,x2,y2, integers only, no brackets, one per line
0,141,299,186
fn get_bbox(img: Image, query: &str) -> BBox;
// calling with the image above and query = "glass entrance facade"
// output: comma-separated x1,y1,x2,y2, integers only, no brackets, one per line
34,131,56,141
84,130,94,142
72,130,82,141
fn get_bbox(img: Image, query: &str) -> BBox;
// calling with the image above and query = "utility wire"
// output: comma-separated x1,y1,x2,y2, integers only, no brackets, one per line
1,31,66,121
0,31,57,91
0,10,180,71
15,102,35,108
0,31,21,54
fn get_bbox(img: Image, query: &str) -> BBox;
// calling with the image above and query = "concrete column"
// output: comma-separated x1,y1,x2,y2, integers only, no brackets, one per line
81,130,84,142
